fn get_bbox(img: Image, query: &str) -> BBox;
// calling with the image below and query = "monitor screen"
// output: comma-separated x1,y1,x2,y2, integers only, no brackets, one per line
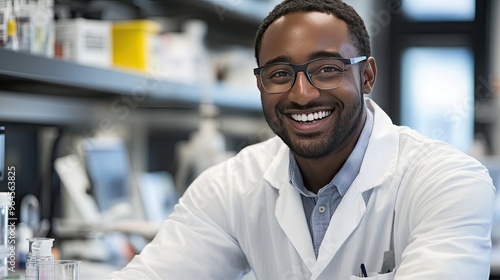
82,138,130,212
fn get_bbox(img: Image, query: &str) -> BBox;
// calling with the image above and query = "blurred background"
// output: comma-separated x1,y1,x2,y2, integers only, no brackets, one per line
0,0,499,278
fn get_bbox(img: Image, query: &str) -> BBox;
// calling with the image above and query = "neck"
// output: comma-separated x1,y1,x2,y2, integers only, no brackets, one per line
294,147,352,194
295,112,367,194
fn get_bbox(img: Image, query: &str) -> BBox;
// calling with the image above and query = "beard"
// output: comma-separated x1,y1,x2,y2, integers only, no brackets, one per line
264,94,365,159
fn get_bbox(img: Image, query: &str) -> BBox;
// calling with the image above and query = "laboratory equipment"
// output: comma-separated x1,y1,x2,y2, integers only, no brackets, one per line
25,238,54,280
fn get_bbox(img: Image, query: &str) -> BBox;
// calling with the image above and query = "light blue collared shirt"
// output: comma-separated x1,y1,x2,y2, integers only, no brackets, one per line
288,108,374,257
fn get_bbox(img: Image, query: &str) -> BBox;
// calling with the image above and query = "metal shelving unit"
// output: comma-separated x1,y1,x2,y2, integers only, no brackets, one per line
0,49,262,125
0,0,271,249
0,0,274,125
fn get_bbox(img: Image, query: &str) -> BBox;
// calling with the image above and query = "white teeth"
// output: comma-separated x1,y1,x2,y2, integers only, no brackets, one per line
291,111,331,122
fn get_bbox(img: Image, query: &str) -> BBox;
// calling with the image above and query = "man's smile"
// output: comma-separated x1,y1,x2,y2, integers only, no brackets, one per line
290,110,332,123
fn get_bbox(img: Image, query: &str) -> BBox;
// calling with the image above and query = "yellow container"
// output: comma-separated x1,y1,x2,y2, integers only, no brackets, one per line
112,20,161,71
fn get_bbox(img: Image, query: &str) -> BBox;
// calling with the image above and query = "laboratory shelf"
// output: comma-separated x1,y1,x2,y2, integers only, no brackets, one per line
0,49,262,112
64,0,274,47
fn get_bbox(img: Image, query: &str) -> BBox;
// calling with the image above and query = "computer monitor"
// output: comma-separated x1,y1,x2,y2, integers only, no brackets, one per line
81,138,131,212
138,171,178,224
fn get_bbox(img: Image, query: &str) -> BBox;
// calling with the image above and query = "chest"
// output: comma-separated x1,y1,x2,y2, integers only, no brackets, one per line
234,179,401,280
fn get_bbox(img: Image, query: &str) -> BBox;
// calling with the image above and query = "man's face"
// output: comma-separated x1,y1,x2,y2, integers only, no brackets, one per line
257,11,367,159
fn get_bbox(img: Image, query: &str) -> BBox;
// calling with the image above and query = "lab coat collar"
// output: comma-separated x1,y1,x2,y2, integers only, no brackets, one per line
350,98,399,191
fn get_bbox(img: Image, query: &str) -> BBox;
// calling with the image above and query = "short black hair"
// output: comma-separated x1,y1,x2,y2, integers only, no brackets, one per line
254,0,371,65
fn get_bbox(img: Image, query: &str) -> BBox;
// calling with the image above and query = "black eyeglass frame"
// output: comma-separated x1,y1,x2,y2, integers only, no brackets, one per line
254,56,367,93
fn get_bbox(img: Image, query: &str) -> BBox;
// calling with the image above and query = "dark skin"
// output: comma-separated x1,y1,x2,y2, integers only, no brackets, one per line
257,12,377,193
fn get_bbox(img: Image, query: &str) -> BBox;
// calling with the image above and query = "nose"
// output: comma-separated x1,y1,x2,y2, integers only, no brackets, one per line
287,72,320,105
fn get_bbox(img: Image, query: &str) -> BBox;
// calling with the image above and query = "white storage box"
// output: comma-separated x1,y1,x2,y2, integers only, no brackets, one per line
54,18,112,67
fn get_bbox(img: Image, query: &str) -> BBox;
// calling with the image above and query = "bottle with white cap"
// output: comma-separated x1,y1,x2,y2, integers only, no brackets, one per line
36,238,55,280
25,238,38,280
25,238,54,280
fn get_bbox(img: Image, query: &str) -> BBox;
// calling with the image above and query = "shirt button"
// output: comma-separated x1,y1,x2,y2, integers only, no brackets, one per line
318,206,326,213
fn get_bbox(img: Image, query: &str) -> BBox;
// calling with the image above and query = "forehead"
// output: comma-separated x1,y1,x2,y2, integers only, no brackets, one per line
259,11,358,65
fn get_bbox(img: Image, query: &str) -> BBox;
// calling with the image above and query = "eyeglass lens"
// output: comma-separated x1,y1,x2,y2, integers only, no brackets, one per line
259,59,346,93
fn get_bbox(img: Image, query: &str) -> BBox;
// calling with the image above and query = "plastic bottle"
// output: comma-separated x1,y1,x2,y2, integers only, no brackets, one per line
0,0,8,47
4,1,18,50
24,238,37,280
13,0,33,52
32,0,54,56
25,238,54,280
35,239,54,280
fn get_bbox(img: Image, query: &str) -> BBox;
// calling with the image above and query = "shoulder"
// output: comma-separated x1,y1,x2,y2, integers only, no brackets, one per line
180,136,285,222
393,125,495,205
395,125,488,173
190,136,286,189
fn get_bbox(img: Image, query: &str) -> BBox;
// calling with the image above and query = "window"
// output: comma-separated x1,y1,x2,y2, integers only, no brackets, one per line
402,0,475,21
401,47,474,152
388,0,490,154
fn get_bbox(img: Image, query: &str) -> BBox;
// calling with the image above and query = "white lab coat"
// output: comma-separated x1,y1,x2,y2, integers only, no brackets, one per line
106,99,495,280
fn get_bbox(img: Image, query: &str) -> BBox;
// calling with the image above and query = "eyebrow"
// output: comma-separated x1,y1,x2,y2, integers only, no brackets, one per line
261,51,345,66
309,51,343,60
262,55,290,66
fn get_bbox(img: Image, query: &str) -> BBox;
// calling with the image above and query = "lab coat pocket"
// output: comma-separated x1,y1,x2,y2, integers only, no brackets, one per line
349,269,395,280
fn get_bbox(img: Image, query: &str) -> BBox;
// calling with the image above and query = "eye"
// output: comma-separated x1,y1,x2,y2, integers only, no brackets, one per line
267,70,293,85
270,70,292,78
308,59,345,77
262,65,293,80
317,64,343,74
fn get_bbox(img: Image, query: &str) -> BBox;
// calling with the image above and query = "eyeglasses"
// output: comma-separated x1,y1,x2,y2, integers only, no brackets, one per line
254,56,367,94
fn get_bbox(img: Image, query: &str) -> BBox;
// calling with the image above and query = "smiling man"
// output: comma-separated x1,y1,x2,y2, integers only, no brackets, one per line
106,1,495,279
256,10,374,194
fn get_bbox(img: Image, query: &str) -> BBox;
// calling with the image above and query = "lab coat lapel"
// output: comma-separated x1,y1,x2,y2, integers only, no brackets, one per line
264,143,317,273
312,184,367,278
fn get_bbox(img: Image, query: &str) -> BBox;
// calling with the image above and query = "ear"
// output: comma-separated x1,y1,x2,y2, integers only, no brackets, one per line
361,57,377,94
